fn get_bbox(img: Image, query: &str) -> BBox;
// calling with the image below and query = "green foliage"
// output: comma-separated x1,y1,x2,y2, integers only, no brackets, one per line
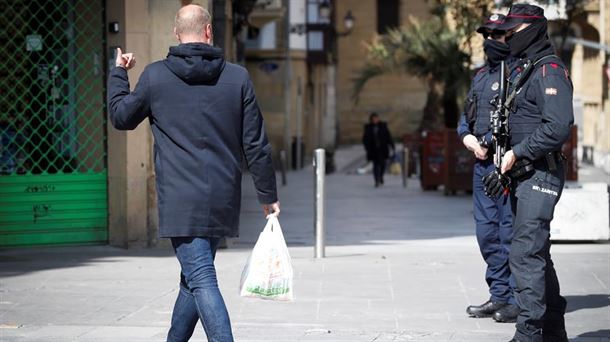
435,0,493,53
352,17,470,129
353,17,469,100
352,0,592,129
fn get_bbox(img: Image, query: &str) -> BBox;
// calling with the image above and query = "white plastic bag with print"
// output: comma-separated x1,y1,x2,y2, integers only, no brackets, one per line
239,215,294,301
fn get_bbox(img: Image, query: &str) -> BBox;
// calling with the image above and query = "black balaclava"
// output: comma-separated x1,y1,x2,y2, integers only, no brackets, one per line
506,18,553,59
484,39,510,67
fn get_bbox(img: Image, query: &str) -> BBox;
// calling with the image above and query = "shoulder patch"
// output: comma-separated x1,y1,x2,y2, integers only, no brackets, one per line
539,60,569,79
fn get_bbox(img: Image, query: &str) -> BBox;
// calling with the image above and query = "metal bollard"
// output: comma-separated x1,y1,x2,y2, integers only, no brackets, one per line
313,148,326,258
402,147,409,188
280,150,287,186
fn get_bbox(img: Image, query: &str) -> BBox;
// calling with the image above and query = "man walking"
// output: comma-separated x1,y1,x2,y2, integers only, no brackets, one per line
107,4,279,342
458,13,518,323
485,4,573,341
363,112,395,187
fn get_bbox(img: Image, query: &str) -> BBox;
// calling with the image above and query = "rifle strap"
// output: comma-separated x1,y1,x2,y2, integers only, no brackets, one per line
504,54,558,117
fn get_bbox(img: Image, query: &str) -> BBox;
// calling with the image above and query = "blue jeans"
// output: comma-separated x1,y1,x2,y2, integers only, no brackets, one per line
167,237,234,342
473,160,516,305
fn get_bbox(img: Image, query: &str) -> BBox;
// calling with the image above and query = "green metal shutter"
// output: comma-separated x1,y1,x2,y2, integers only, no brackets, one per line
0,0,108,247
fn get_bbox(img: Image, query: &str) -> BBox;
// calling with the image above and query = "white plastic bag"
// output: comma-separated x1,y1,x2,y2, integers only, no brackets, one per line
239,215,294,301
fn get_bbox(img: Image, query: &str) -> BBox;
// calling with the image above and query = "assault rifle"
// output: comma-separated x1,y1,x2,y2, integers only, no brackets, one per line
490,60,509,172
483,58,541,197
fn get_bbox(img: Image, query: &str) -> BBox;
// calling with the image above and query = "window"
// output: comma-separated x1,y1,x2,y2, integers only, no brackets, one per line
377,0,400,35
244,21,277,50
307,0,330,25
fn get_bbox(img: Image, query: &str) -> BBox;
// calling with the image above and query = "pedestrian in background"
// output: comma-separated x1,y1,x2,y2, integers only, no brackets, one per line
362,112,395,187
107,4,279,342
489,4,574,342
457,14,518,323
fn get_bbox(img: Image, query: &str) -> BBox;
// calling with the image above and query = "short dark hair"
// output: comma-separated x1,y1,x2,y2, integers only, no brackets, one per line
369,112,379,122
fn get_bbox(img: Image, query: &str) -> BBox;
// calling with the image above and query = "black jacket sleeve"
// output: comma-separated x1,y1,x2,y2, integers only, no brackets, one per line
107,67,151,130
512,66,574,160
457,77,476,140
456,114,471,141
242,76,278,204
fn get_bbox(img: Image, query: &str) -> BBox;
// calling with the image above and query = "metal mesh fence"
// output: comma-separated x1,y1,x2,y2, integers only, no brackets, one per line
0,0,106,176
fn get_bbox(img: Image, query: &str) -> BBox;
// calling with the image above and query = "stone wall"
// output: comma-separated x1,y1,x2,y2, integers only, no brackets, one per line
335,0,431,144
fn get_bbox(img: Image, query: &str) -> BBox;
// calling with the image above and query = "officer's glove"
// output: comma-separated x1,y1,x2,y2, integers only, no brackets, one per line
482,169,511,198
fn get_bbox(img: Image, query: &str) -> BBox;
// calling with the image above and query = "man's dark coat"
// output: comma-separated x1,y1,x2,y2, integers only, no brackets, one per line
362,122,394,161
107,43,277,238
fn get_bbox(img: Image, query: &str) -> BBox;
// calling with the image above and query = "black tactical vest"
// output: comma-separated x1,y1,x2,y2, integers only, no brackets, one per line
507,55,567,147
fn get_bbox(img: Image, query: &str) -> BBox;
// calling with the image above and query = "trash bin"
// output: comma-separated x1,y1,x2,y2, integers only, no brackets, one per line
420,131,444,190
443,129,474,195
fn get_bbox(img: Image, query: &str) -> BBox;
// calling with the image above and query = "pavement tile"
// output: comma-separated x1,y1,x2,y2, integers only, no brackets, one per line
1,169,608,342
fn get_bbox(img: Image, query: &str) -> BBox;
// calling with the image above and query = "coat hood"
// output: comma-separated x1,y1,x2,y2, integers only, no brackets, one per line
164,43,225,84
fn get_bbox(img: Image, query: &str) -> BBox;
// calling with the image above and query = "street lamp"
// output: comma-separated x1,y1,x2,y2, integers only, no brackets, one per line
343,10,354,31
306,0,355,161
317,1,355,36
318,0,331,21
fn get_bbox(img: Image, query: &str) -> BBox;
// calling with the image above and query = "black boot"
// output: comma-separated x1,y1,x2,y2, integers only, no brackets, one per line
466,300,506,318
510,333,544,342
543,330,568,342
493,304,519,323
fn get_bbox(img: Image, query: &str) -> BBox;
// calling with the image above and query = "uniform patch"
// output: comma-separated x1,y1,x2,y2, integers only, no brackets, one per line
532,185,558,196
491,82,499,91
545,87,558,95
490,14,500,21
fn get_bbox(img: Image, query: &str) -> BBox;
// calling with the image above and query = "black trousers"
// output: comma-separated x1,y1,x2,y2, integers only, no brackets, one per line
509,162,567,341
372,157,386,185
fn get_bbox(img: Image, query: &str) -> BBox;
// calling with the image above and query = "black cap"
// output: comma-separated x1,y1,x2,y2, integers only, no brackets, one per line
497,4,545,31
476,13,506,34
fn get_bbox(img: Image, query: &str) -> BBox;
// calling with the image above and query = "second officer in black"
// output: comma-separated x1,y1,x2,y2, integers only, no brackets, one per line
488,4,574,342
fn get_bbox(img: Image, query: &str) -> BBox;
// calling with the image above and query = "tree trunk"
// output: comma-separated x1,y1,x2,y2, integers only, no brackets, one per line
419,81,443,132
442,85,459,128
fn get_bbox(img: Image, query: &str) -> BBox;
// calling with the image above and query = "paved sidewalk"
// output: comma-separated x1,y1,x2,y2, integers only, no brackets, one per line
1,169,609,342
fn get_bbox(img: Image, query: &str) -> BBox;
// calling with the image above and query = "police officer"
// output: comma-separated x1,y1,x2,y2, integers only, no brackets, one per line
458,13,518,323
487,4,574,342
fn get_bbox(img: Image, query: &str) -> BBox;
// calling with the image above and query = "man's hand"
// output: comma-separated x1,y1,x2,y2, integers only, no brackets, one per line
462,134,488,160
263,202,280,217
474,146,488,160
501,150,516,174
115,47,136,70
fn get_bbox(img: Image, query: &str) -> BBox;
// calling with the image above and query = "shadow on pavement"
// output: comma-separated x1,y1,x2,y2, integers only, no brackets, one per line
565,294,610,313
576,329,610,338
0,245,175,278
